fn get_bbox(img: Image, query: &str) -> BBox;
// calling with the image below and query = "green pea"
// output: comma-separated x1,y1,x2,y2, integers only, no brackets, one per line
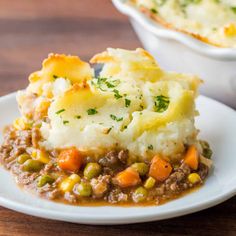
76,182,92,197
22,159,44,172
37,175,54,187
132,187,148,203
131,163,148,176
200,140,213,159
144,176,156,189
83,163,101,180
17,153,31,164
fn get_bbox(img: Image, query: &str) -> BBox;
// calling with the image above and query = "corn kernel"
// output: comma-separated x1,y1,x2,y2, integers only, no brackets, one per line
144,176,156,189
224,23,236,37
69,174,81,182
60,178,73,192
188,173,201,184
60,174,81,192
13,117,31,130
32,149,51,164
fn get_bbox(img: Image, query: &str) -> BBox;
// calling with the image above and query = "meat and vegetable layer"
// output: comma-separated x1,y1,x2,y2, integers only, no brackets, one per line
0,48,212,205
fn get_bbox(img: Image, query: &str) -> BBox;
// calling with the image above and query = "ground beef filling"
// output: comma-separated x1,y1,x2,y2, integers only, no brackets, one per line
0,127,210,205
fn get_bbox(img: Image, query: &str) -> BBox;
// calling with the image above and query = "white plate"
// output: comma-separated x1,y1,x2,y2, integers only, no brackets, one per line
0,93,235,225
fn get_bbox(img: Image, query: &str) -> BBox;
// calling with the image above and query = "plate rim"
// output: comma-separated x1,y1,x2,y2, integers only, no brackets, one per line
0,92,235,225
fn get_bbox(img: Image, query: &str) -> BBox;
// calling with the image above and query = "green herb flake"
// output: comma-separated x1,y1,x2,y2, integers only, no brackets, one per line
53,75,58,79
75,115,81,119
87,108,98,115
107,127,113,134
154,95,170,113
150,8,157,14
63,120,69,125
113,89,123,99
93,77,107,91
92,77,120,91
110,114,123,122
125,98,131,107
106,82,115,88
56,109,65,115
148,144,153,150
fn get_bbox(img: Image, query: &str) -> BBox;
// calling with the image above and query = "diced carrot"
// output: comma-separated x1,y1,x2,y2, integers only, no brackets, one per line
58,147,82,172
114,167,141,188
149,155,172,182
184,145,199,170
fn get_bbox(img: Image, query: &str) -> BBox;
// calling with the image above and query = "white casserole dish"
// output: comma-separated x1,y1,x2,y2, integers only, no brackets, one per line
112,0,236,109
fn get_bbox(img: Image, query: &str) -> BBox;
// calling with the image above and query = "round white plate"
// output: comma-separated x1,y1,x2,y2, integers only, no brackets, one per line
0,93,235,225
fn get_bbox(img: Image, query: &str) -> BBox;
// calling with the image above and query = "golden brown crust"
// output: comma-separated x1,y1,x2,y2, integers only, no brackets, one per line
138,6,223,48
90,51,115,64
90,48,158,65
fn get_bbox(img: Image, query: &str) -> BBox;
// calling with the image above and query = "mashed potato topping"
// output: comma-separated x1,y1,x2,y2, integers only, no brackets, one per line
130,0,236,47
17,48,201,161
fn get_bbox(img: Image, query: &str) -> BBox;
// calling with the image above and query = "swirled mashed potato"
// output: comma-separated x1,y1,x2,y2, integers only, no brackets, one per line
130,0,236,47
17,48,201,161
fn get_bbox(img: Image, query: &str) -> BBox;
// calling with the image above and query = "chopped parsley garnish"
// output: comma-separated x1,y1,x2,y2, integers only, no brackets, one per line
87,108,98,115
63,120,69,125
125,98,131,107
106,81,117,88
53,75,58,79
123,125,128,129
148,144,153,150
154,95,170,113
150,8,157,14
110,114,123,122
75,115,81,119
113,89,123,99
56,109,65,115
92,77,120,91
92,77,107,91
107,127,113,134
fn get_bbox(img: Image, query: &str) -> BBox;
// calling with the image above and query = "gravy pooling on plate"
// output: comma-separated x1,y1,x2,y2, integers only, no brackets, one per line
0,48,213,205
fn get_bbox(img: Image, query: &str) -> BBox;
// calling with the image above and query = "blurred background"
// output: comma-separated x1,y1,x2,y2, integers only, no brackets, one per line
0,0,141,95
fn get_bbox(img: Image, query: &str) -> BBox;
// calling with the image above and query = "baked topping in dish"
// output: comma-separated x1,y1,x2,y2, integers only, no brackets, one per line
0,48,212,205
128,0,236,48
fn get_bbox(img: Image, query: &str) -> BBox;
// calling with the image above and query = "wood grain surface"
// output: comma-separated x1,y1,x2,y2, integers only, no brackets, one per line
0,1,235,235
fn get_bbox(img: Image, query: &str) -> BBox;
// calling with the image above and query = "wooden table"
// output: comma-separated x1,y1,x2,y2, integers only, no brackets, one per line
0,1,235,235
